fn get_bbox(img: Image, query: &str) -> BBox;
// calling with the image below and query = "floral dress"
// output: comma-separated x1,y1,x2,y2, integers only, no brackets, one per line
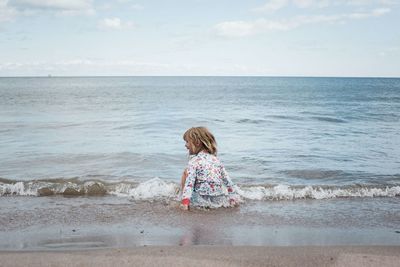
181,151,240,208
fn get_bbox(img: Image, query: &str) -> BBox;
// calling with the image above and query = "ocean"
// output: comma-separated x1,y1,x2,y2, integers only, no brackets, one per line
1,76,399,249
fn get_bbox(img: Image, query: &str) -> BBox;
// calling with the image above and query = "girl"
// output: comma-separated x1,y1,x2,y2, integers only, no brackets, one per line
180,127,240,210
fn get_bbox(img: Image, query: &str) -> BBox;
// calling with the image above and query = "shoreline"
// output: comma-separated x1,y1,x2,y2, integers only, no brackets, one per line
1,196,400,250
1,246,400,267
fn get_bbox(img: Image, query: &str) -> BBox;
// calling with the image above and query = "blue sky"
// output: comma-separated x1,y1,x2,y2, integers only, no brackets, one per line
0,0,399,77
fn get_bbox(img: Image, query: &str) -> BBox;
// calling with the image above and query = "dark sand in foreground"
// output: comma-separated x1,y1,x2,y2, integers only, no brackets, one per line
1,246,400,267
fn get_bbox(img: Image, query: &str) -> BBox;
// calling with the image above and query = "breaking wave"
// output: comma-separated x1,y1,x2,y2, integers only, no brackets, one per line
1,177,400,201
237,184,400,200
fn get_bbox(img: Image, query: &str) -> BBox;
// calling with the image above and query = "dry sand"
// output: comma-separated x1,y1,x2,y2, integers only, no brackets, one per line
1,246,399,267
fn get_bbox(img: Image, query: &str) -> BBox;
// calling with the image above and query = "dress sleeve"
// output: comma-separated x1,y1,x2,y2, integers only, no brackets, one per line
220,164,236,194
181,160,197,206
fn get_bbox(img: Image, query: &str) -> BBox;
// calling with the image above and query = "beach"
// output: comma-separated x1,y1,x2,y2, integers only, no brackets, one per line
1,246,400,267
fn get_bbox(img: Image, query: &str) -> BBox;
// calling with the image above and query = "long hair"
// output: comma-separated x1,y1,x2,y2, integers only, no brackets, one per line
183,127,217,155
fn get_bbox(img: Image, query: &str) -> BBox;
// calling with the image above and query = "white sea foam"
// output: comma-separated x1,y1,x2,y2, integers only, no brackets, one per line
109,178,178,200
238,184,400,200
1,178,400,200
109,183,136,197
0,181,37,196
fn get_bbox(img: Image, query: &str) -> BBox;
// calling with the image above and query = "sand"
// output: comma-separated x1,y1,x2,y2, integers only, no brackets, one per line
1,246,399,267
1,197,400,266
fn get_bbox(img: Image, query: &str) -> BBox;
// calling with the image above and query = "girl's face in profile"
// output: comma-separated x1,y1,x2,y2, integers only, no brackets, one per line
185,139,196,155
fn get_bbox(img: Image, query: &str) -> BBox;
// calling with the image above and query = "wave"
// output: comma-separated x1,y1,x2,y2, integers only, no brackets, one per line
0,178,176,199
1,178,399,201
268,115,304,121
236,118,269,124
237,184,400,200
310,116,347,123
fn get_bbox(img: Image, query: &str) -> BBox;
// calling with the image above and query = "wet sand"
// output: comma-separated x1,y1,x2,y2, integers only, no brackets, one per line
1,246,400,267
1,196,400,250
1,196,400,267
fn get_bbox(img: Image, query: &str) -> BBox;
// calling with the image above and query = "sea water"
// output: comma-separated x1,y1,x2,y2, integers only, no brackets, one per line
1,76,399,197
0,76,399,248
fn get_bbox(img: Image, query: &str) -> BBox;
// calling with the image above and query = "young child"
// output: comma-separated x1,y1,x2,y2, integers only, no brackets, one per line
180,127,240,210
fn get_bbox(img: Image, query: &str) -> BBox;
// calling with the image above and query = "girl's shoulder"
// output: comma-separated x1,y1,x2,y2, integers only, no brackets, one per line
188,153,204,164
189,151,217,164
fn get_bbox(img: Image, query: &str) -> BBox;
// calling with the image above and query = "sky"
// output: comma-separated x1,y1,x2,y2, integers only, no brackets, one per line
0,0,399,77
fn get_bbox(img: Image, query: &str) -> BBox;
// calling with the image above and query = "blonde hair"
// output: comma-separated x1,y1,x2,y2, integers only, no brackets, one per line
183,127,217,155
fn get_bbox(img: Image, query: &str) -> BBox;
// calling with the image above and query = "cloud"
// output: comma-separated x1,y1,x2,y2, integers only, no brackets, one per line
97,17,134,30
0,59,273,76
253,0,328,12
345,0,394,6
98,17,122,30
254,0,394,12
293,0,317,8
253,0,288,12
214,7,391,37
0,0,17,23
8,0,92,10
214,19,292,37
0,59,175,76
348,7,390,18
96,1,143,11
6,0,95,16
117,0,144,10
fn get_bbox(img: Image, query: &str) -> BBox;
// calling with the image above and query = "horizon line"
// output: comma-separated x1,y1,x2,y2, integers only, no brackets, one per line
0,75,399,79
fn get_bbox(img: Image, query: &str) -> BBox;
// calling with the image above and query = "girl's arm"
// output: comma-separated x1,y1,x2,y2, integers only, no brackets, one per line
180,169,188,193
181,162,197,207
221,166,240,206
220,165,236,194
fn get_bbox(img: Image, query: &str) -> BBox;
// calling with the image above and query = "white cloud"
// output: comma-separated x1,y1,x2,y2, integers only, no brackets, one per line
348,7,390,18
291,0,333,8
254,0,394,12
0,59,274,76
293,0,315,8
253,0,288,12
0,0,17,23
345,0,392,6
98,17,121,30
214,19,293,37
0,0,96,22
97,17,134,30
215,7,391,37
253,0,325,12
96,1,143,11
0,59,175,76
8,0,93,11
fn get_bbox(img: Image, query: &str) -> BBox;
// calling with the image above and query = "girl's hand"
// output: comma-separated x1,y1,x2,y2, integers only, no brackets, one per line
179,204,189,211
229,198,238,207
